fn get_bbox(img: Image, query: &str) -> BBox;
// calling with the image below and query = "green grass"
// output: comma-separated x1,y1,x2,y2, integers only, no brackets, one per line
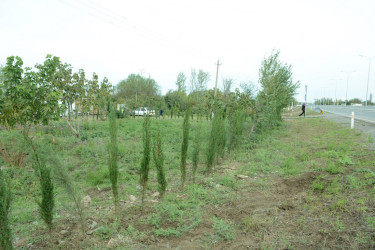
1,116,375,249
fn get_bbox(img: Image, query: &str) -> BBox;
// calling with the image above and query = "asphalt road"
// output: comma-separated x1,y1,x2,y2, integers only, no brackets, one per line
315,105,375,124
310,105,375,146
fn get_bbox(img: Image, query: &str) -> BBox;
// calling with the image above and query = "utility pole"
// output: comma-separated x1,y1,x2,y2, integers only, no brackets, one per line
214,59,222,97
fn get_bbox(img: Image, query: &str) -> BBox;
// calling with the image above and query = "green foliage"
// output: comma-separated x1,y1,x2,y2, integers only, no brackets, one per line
152,126,167,198
216,114,227,160
206,108,224,174
325,163,343,174
115,74,159,108
339,155,354,165
107,104,119,212
280,157,298,176
0,56,63,131
140,116,151,204
0,130,29,167
180,107,190,189
51,156,86,232
0,169,13,250
86,167,109,186
312,177,325,192
37,161,55,231
192,122,202,183
227,109,246,151
256,50,299,132
212,217,236,241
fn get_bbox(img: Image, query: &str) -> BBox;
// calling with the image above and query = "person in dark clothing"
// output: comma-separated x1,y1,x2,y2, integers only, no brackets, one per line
159,109,164,119
299,103,305,117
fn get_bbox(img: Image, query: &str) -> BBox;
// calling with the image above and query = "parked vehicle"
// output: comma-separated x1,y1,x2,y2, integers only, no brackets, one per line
133,107,155,116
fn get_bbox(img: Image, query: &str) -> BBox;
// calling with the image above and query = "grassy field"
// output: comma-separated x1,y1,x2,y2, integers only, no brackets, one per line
1,115,375,249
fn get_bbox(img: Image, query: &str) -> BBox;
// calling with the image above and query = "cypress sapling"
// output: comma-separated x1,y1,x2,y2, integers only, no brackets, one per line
180,107,190,190
206,108,223,174
140,115,151,205
52,157,86,233
108,104,119,214
38,161,54,231
152,126,167,198
25,136,54,231
0,169,13,250
192,122,202,183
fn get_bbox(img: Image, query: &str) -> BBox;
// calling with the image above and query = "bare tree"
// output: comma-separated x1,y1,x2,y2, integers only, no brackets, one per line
222,78,233,96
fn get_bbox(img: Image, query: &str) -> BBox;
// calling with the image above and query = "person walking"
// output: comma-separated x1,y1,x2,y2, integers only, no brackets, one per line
159,109,164,119
299,103,305,117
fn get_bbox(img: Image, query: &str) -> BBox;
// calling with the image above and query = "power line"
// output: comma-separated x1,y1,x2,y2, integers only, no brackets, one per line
58,0,215,60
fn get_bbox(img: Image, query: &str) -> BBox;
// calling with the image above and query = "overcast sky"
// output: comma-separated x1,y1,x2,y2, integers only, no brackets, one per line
1,0,375,102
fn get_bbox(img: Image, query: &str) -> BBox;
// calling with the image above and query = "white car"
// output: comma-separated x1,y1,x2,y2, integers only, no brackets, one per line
134,107,155,116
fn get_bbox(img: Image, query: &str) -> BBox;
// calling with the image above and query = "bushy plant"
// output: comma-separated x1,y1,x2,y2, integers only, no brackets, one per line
0,169,13,250
140,115,151,204
108,104,119,213
180,107,190,189
0,131,28,168
216,115,227,161
227,109,246,151
152,127,167,198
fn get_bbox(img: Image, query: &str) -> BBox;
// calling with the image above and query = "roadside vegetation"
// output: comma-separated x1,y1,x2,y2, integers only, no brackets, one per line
1,50,375,249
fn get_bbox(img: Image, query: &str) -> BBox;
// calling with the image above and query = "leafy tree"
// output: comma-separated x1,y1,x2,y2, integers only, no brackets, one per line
256,50,299,131
116,74,160,105
189,69,210,93
87,73,100,119
0,56,61,132
164,90,187,118
176,72,187,93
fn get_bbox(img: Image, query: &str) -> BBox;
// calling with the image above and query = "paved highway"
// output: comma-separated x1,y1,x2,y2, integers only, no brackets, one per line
315,105,375,124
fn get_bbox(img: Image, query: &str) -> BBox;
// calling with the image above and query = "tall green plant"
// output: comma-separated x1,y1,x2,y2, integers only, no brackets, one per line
192,122,202,183
228,109,246,151
180,107,190,190
37,161,54,231
256,50,300,131
52,157,86,233
216,115,227,160
0,169,12,250
26,137,54,231
152,127,167,198
206,108,223,174
108,104,119,213
140,115,151,204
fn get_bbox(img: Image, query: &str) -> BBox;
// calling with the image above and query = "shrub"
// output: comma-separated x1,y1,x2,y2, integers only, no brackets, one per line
227,109,246,151
0,169,13,250
212,217,236,241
